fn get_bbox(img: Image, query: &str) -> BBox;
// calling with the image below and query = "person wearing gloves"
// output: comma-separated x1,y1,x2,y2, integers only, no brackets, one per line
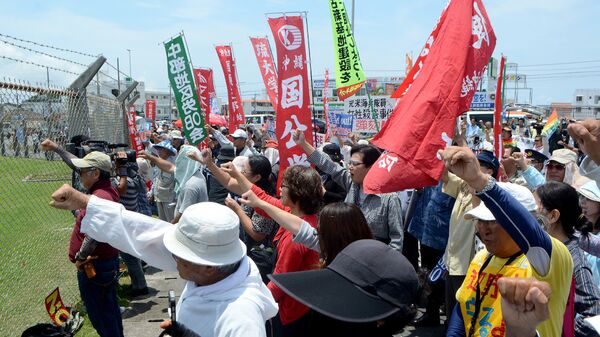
49,186,278,337
441,146,573,337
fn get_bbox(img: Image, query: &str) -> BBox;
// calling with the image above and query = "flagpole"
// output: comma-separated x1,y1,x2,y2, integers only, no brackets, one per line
302,11,318,146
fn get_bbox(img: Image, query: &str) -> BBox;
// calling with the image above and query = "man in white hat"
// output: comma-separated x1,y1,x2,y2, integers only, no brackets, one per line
49,185,278,337
207,125,259,157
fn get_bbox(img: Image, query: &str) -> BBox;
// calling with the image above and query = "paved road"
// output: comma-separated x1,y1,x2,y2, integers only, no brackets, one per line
122,268,446,337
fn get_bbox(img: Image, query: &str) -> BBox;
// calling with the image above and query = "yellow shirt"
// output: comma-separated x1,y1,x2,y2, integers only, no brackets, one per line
456,238,573,337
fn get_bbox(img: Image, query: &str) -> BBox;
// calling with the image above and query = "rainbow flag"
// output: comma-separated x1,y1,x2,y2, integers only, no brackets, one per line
541,110,559,137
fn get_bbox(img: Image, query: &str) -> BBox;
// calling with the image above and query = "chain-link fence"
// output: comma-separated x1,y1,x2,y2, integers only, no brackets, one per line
0,73,127,335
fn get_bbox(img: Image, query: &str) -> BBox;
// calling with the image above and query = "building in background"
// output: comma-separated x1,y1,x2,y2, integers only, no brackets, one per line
573,89,600,119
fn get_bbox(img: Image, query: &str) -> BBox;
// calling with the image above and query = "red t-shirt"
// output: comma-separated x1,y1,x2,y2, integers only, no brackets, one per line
251,185,320,325
68,179,120,263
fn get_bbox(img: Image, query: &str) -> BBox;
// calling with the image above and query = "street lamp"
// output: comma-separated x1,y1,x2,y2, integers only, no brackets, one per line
126,49,132,78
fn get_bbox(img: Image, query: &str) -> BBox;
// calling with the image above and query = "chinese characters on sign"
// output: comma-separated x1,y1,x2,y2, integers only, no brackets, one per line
268,15,314,187
145,99,156,123
193,68,216,124
329,0,366,100
164,35,206,145
470,91,494,110
345,96,395,133
127,105,144,153
250,37,278,111
215,45,245,131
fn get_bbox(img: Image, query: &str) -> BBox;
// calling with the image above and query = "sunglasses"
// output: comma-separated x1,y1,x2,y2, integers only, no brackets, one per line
545,163,565,170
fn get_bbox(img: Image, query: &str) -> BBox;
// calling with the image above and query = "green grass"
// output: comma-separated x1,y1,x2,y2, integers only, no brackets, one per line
0,156,133,337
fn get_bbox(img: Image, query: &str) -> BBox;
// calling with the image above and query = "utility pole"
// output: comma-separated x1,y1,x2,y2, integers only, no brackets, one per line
351,0,355,34
126,49,132,78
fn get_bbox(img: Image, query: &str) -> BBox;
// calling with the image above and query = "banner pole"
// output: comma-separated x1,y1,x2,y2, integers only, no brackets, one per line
303,12,318,146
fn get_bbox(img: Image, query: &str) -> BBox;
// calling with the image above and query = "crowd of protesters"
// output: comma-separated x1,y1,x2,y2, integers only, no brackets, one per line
37,113,600,337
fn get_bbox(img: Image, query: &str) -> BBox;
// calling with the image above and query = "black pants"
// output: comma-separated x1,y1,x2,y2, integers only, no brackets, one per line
403,231,419,271
445,275,466,319
270,311,312,337
421,244,445,318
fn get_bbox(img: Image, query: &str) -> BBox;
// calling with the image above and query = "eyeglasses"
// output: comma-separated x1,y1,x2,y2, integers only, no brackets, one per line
349,161,364,167
545,163,565,170
79,168,97,174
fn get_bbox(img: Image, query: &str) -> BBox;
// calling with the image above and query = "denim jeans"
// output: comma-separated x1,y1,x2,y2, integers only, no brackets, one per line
77,257,124,337
120,252,147,290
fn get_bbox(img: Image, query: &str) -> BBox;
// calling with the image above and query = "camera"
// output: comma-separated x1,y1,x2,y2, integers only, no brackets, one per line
66,140,110,158
107,143,137,166
168,290,176,323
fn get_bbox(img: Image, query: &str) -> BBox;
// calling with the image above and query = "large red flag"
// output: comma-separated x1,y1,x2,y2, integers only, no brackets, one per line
268,15,314,188
250,37,278,111
193,68,215,124
215,45,245,131
493,56,506,159
364,0,496,193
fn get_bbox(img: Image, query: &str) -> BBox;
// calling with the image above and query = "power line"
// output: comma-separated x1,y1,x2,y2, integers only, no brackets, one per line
0,33,99,58
0,37,89,68
518,59,600,68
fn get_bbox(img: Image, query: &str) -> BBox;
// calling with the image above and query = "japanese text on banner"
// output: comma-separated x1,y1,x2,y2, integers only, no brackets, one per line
329,0,366,100
250,37,278,111
193,68,215,124
164,35,206,145
345,96,395,133
268,15,314,188
215,45,245,131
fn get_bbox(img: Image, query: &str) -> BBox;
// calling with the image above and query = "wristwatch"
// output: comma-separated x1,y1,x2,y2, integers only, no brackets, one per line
474,175,496,196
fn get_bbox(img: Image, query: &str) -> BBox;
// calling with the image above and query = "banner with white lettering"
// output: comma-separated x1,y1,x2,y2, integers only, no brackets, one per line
365,0,496,193
215,45,244,131
268,15,314,186
145,99,156,123
193,68,216,123
345,96,394,133
127,105,144,152
164,35,206,145
250,36,278,111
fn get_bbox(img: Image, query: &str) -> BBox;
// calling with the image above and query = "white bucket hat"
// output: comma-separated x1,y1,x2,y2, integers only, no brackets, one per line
578,181,600,203
465,182,537,221
163,202,246,266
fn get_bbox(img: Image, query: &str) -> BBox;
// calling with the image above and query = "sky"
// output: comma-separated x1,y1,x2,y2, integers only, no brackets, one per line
0,0,599,106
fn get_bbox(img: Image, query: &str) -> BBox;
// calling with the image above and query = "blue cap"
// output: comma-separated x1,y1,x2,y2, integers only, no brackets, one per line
153,140,177,156
477,150,499,171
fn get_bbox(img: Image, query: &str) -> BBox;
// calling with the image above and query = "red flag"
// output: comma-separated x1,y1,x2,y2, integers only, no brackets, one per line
324,68,331,140
364,0,496,193
250,37,278,111
215,45,245,131
145,99,156,124
494,56,506,159
127,105,144,153
268,15,314,188
193,68,215,123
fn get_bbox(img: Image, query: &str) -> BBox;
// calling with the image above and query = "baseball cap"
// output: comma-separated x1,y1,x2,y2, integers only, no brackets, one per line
162,202,246,266
217,144,235,161
323,143,343,163
465,182,537,221
268,239,418,323
169,130,185,140
524,149,548,163
578,181,600,203
476,150,499,172
72,151,112,173
548,149,578,165
231,129,248,139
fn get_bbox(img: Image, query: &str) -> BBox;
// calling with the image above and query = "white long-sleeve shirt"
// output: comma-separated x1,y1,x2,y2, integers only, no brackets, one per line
81,196,278,337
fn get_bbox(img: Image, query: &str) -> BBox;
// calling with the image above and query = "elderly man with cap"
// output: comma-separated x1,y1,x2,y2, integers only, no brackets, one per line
207,125,259,157
68,152,124,337
49,185,278,337
441,146,572,337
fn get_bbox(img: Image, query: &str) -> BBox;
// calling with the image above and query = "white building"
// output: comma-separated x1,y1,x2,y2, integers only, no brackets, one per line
573,89,600,120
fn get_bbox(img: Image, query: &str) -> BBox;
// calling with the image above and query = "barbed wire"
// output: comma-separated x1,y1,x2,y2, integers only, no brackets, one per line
0,38,89,68
0,55,79,75
0,32,99,58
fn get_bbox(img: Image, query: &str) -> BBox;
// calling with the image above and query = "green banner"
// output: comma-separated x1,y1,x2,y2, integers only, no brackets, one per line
329,0,366,100
164,35,206,145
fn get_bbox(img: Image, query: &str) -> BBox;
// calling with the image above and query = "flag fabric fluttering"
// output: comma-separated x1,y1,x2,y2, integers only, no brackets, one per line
250,36,279,111
542,110,559,138
364,0,496,193
215,45,245,131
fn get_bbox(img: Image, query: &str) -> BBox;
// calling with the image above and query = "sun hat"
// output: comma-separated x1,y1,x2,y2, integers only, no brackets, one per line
153,140,177,156
169,130,185,140
548,149,578,165
268,239,418,323
231,129,248,139
465,182,537,221
71,151,112,173
578,180,600,203
162,202,246,266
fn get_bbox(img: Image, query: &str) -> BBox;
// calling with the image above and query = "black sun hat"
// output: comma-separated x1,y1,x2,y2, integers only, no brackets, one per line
268,239,418,323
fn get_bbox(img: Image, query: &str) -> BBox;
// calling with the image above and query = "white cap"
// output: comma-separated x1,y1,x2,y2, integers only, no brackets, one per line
465,182,537,221
578,181,600,203
162,202,246,266
231,129,248,139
